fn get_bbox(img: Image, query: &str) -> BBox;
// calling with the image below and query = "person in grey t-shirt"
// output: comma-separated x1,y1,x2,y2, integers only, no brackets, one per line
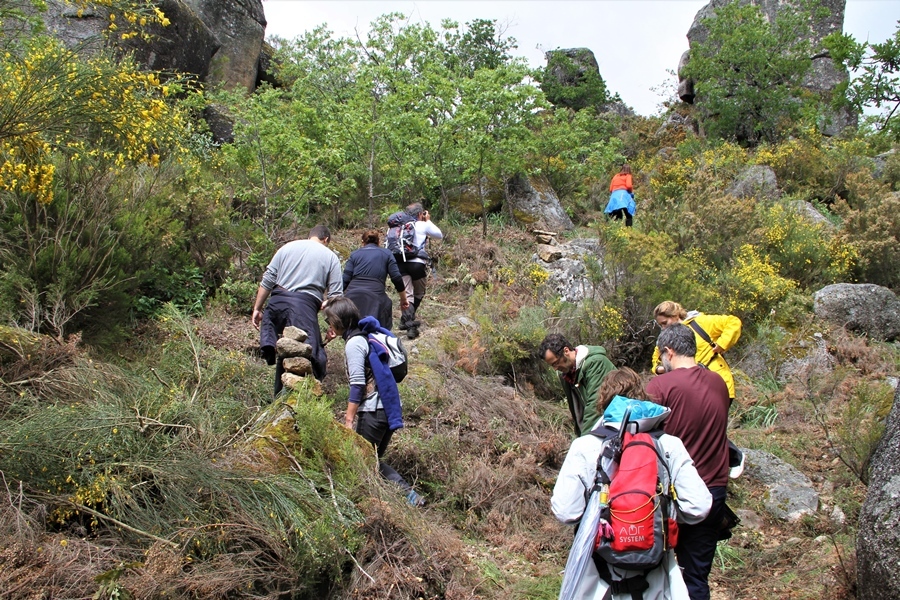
252,224,343,396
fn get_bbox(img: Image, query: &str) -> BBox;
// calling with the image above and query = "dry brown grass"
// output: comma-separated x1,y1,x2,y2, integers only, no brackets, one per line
384,364,571,568
0,484,126,600
349,496,481,600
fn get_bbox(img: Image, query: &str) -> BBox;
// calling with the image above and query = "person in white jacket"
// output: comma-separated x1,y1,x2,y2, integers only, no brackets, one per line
552,394,712,600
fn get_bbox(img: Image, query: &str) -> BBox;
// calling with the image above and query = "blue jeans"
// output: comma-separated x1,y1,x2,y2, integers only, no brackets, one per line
675,486,727,600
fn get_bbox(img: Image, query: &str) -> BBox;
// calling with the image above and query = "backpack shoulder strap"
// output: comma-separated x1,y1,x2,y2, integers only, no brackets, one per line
589,426,619,486
686,320,718,367
686,319,713,346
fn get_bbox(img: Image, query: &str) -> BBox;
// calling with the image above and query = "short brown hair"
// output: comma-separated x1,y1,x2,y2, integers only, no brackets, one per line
596,368,646,413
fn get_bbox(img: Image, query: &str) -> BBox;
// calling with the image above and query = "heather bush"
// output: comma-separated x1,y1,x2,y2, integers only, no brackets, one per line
807,370,894,485
0,305,371,596
466,285,548,379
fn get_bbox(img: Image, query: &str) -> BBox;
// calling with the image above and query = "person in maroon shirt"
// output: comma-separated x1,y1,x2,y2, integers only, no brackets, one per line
646,323,729,600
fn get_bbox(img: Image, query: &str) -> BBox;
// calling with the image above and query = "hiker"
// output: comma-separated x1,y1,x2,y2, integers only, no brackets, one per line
252,224,342,396
539,333,615,437
651,300,745,477
395,202,442,340
651,301,741,401
604,164,635,227
552,389,712,600
646,324,730,600
343,229,409,331
595,367,646,413
323,296,425,507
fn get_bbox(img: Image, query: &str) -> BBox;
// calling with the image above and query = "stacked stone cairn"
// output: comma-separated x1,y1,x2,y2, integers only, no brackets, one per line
534,229,563,263
276,326,315,391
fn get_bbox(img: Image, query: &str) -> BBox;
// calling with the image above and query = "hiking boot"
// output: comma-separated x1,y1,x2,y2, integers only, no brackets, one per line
729,447,745,479
406,490,426,507
398,317,421,331
400,306,421,333
399,307,416,331
406,325,419,339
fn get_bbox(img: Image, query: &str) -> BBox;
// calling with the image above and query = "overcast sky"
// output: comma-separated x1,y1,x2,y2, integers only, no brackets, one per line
261,1,899,116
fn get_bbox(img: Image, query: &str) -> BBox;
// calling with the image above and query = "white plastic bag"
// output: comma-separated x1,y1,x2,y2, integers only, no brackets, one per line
559,491,602,600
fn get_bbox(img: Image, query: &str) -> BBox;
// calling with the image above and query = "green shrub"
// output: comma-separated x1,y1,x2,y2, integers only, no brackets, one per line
0,304,368,596
468,285,548,377
831,379,893,484
835,172,900,289
759,202,856,289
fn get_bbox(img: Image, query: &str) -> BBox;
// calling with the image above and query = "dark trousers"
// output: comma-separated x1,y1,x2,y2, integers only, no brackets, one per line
262,289,326,397
356,409,410,492
607,207,633,227
675,485,727,600
345,277,394,330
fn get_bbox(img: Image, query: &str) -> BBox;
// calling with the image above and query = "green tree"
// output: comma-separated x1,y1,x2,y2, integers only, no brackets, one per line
534,107,625,208
441,18,517,77
217,87,348,238
824,22,900,140
455,62,544,236
683,1,816,145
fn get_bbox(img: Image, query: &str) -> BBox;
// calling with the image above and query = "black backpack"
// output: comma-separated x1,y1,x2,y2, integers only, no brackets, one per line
385,211,419,261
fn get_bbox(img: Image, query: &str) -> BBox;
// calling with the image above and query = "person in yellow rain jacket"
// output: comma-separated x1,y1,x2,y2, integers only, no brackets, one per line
650,301,742,400
651,301,746,479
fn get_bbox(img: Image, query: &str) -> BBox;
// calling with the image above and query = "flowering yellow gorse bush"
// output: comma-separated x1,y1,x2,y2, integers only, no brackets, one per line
761,203,857,286
65,0,171,37
0,36,183,204
725,244,797,314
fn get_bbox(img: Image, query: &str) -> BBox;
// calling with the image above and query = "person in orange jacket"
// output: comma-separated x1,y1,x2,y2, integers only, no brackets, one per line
604,164,635,226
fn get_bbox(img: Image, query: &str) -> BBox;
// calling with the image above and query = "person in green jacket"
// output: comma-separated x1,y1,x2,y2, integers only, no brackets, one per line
539,333,616,437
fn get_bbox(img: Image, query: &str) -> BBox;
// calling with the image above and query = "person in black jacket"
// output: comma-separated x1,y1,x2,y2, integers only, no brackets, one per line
343,229,409,330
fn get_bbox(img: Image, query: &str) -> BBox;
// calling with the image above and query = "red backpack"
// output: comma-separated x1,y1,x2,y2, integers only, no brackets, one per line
590,413,679,575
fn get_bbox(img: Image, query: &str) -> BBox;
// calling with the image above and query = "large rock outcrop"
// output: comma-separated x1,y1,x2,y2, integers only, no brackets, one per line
542,47,621,112
678,0,856,135
37,0,266,92
533,238,603,303
857,385,900,599
508,175,574,233
725,165,780,201
447,175,573,233
813,283,900,341
743,449,819,521
183,0,266,92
